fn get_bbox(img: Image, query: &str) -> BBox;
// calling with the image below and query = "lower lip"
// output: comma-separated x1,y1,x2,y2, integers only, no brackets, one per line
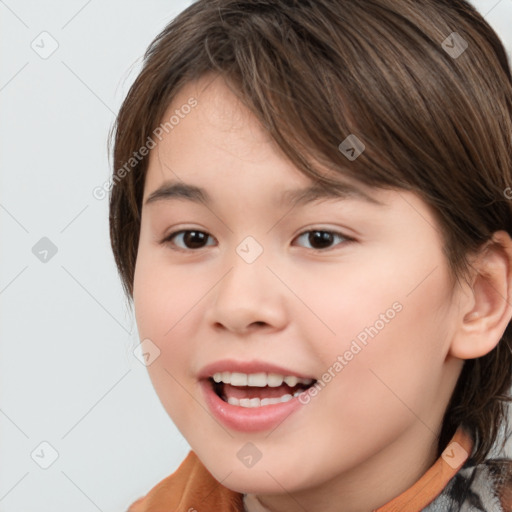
200,380,305,432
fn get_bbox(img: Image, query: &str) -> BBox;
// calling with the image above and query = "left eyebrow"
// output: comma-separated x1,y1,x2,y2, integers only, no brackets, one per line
144,179,384,207
282,181,384,207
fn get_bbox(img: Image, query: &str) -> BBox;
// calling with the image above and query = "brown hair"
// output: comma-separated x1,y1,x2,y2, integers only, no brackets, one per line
109,0,512,464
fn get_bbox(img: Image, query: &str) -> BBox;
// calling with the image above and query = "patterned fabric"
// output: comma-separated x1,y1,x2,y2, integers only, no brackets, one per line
424,458,512,511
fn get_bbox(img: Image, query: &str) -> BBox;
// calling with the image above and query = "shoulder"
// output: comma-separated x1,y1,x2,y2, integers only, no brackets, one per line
125,451,243,512
126,451,199,512
126,496,145,512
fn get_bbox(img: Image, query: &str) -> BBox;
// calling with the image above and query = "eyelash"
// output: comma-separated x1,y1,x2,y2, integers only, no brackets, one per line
160,228,355,252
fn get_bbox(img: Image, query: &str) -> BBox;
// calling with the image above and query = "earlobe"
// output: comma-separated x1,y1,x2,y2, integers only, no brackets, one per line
449,230,512,360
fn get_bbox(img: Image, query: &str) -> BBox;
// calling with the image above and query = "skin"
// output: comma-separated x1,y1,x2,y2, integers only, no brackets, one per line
132,73,512,512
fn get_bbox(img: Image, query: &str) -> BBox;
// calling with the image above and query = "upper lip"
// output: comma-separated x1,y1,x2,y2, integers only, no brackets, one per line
198,359,316,380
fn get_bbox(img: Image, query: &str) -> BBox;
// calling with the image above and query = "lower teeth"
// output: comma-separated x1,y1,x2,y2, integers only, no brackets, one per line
226,390,304,408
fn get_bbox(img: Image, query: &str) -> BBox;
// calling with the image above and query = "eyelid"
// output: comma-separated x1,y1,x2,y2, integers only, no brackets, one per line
294,226,354,240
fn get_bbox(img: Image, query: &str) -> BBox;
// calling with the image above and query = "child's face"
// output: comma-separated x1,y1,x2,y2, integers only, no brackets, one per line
133,74,465,494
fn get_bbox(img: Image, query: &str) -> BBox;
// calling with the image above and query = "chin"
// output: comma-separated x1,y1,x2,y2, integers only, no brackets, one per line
222,471,292,495
201,454,313,495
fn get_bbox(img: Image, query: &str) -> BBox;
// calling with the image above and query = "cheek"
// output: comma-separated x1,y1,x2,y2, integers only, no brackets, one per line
134,240,195,333
324,278,452,427
133,251,202,380
309,254,453,413
133,257,205,431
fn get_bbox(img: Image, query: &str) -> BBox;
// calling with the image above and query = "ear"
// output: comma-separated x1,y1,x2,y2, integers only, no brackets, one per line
449,230,512,359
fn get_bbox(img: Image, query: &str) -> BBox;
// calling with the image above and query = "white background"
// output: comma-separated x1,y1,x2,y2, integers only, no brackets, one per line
0,1,511,511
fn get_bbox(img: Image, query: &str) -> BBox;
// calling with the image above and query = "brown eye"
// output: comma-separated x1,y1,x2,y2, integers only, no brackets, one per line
294,230,351,250
163,230,215,250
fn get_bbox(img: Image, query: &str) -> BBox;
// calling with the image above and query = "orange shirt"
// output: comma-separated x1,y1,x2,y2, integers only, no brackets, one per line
127,427,475,512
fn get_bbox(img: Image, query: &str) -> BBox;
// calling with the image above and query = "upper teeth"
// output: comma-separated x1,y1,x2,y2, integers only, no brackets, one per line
212,371,313,387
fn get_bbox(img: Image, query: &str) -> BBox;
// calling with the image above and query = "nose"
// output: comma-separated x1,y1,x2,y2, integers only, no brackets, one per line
205,253,288,335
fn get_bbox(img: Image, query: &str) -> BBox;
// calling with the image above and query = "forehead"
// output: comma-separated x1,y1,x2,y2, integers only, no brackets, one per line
143,75,388,207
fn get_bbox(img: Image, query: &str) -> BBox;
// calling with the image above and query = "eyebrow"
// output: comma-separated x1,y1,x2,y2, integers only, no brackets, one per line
144,179,384,208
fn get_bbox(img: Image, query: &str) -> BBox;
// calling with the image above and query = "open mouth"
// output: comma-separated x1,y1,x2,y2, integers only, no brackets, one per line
209,371,317,408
